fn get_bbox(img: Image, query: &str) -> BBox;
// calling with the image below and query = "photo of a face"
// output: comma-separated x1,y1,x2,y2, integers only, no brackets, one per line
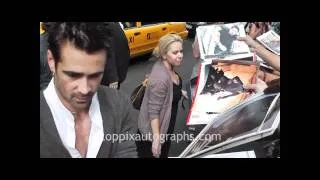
49,42,106,111
228,26,240,37
164,41,183,67
196,22,251,60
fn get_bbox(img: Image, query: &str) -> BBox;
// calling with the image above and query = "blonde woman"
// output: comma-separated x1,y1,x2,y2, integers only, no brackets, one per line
137,34,184,158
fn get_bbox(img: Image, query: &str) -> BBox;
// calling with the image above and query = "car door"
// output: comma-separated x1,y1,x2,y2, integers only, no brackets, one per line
122,22,145,57
122,22,188,58
167,22,189,40
139,22,168,56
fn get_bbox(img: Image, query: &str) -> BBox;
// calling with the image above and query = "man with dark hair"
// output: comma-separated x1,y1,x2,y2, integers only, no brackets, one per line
40,22,130,90
40,22,137,158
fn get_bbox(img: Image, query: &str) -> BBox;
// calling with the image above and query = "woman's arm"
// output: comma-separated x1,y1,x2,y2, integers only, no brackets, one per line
192,36,200,59
147,79,167,158
255,44,280,71
150,118,161,158
239,35,280,72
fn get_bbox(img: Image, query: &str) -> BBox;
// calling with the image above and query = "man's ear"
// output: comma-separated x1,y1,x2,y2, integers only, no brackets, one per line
47,49,56,74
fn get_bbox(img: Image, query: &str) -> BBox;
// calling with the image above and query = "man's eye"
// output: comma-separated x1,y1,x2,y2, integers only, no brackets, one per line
89,74,101,79
66,73,81,78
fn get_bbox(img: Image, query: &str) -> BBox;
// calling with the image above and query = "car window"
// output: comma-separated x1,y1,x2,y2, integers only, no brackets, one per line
141,22,163,26
121,22,136,29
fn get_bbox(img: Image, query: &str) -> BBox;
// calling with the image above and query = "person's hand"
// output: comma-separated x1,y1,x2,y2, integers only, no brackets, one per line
152,134,161,158
248,22,270,39
243,78,268,93
238,35,257,47
192,37,200,59
109,82,119,89
237,35,260,52
257,70,265,80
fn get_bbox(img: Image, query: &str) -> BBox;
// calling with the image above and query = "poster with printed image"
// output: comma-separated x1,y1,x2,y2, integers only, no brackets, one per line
196,22,252,61
187,59,258,125
256,30,280,55
181,93,280,158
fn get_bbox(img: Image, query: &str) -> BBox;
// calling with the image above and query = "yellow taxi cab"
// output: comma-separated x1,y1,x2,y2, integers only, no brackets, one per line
121,22,188,58
40,22,189,58
40,22,44,34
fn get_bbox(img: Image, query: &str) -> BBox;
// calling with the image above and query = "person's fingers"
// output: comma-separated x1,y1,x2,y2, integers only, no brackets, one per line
238,35,256,46
257,71,265,80
249,47,257,53
243,83,257,91
152,147,160,158
237,36,246,41
257,78,268,92
152,138,161,158
152,146,159,157
256,78,265,84
153,154,159,158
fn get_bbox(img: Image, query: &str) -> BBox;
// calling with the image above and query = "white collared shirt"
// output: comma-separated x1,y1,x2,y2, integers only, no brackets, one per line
43,79,104,158
119,22,124,29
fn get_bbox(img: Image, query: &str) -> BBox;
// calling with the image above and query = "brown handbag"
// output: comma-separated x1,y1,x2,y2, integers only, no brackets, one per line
130,78,149,110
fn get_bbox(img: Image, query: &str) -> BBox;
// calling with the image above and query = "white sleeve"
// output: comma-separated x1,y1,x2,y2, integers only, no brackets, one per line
119,22,124,30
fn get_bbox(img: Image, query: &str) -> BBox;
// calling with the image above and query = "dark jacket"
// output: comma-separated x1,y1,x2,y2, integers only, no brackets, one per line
40,33,52,90
40,86,138,158
101,22,130,85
